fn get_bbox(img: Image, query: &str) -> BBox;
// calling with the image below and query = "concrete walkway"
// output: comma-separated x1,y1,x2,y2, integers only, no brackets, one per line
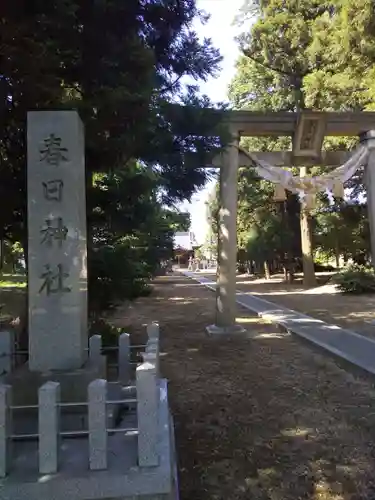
181,270,375,377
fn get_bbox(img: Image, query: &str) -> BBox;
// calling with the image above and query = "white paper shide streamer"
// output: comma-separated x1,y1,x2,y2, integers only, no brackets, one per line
239,145,368,206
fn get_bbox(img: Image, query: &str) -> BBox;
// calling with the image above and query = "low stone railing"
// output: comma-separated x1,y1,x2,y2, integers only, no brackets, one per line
0,321,160,381
0,322,161,477
0,330,14,377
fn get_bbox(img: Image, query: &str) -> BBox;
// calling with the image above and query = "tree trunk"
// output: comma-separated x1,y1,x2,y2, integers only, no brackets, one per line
300,167,317,287
254,260,261,275
0,239,4,271
335,242,340,269
263,260,271,279
278,199,295,283
246,261,253,275
282,256,294,284
283,265,288,282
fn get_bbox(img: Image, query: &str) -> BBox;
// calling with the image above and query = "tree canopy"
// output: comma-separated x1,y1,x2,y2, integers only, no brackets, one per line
0,0,226,313
206,0,375,280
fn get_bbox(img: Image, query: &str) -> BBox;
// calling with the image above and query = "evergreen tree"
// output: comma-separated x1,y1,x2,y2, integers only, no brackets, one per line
229,0,375,281
0,1,224,311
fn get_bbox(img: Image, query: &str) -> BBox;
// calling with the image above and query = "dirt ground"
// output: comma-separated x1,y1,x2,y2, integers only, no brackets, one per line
231,273,375,341
111,274,375,500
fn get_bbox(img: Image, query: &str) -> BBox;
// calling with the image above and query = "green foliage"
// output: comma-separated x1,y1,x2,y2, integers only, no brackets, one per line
313,251,333,267
89,241,153,314
334,265,375,294
237,167,299,263
315,203,370,265
165,211,191,233
89,162,177,313
228,1,325,275
206,165,301,274
228,0,375,274
235,1,339,110
0,1,224,237
1,1,225,314
89,318,125,347
0,273,26,289
0,240,25,273
194,247,205,259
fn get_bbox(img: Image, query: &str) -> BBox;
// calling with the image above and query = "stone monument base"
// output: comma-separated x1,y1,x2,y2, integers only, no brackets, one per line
0,380,178,500
6,356,106,406
6,356,125,436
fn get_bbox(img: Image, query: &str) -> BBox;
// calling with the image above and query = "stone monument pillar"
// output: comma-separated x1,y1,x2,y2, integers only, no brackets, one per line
206,131,245,335
27,111,87,371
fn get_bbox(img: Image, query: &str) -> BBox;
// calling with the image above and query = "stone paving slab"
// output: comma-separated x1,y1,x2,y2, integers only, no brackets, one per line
181,271,375,377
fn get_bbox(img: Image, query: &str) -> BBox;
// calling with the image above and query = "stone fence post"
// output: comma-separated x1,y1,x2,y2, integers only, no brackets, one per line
88,379,108,470
0,384,12,477
0,331,14,378
119,332,130,384
38,381,60,474
147,322,159,342
136,361,159,467
144,338,159,378
89,335,102,365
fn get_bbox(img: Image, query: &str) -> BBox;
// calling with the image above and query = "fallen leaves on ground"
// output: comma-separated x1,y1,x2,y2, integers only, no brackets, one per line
111,275,375,500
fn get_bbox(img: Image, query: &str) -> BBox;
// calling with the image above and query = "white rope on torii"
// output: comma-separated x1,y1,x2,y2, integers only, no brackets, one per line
238,144,369,207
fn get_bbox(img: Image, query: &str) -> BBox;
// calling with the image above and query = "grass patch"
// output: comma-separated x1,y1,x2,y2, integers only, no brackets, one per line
0,273,26,289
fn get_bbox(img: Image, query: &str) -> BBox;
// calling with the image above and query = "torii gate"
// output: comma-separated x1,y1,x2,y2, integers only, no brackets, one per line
206,110,375,334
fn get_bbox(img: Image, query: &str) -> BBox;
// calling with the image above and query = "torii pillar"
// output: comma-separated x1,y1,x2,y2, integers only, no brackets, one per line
202,110,375,335
206,131,245,335
360,131,375,268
